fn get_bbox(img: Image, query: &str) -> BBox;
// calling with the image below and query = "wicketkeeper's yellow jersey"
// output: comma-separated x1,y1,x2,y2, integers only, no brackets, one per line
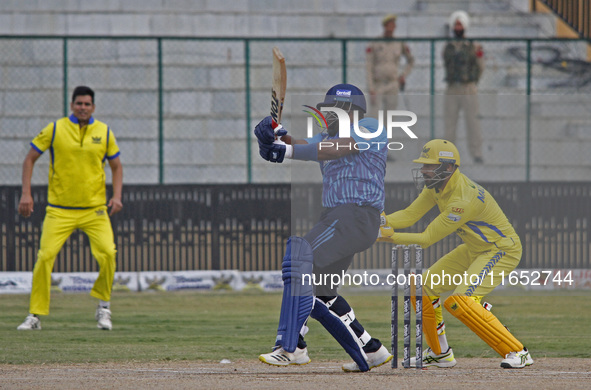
31,114,120,209
386,169,519,251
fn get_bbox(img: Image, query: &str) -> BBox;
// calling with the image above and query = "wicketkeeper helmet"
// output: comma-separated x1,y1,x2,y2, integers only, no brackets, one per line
413,139,461,167
412,139,460,190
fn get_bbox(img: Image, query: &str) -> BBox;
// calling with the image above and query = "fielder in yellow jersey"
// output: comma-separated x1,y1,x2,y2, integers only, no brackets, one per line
17,86,123,331
380,139,533,369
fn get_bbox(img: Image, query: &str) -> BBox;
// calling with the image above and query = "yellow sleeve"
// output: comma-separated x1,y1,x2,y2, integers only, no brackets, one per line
30,122,56,153
386,188,435,230
391,201,476,248
106,128,120,159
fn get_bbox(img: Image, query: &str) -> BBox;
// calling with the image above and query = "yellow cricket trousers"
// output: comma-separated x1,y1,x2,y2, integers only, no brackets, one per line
421,239,521,335
30,206,117,315
423,238,522,298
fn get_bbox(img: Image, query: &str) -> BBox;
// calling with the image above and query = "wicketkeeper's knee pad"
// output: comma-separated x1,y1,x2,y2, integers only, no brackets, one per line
411,288,442,355
311,296,370,372
276,236,314,353
444,295,523,357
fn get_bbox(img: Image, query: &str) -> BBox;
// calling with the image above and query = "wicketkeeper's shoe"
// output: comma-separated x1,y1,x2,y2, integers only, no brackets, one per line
500,347,534,369
17,314,41,330
410,346,457,368
95,306,112,330
342,345,393,372
259,346,311,366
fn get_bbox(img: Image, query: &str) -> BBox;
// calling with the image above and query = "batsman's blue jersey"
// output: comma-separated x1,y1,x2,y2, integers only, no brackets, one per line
305,118,387,211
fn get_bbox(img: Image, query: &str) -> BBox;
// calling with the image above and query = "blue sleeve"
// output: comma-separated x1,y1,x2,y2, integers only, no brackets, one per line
350,118,387,153
304,133,323,144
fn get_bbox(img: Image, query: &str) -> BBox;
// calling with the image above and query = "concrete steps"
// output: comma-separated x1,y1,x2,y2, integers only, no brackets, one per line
0,0,588,184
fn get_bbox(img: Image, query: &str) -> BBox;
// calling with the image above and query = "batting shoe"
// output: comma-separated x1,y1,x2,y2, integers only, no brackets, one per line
259,346,311,366
342,345,393,372
501,347,534,369
17,314,41,330
95,306,112,330
410,346,457,368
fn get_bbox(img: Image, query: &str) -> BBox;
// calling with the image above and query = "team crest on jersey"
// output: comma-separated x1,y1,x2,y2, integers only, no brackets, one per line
420,147,430,159
92,136,102,144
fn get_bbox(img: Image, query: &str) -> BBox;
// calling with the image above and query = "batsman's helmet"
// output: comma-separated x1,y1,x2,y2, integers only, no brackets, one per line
317,83,367,114
413,139,461,167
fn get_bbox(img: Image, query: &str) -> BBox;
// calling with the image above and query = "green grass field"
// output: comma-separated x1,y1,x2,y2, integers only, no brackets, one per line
1,290,589,364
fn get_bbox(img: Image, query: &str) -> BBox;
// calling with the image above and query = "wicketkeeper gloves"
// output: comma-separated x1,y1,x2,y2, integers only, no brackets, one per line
376,211,395,242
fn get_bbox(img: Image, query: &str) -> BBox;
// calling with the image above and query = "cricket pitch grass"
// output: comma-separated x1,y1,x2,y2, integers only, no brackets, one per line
1,290,589,389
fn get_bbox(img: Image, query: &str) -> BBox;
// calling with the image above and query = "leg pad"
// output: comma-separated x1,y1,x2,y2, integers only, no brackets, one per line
444,295,523,357
311,296,370,372
276,237,314,352
412,288,442,355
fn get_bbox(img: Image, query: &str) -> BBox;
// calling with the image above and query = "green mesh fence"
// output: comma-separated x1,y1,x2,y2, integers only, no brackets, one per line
0,37,589,185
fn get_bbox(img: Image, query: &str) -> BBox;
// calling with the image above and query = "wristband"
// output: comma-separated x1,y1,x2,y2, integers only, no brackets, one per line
293,143,319,161
285,144,293,159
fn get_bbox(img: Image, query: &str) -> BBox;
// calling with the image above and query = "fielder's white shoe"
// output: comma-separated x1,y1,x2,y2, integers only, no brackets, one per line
410,347,457,368
17,314,41,330
259,346,310,366
95,306,112,330
501,347,534,369
342,345,393,372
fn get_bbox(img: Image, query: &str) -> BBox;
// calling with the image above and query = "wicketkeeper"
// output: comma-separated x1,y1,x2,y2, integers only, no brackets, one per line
255,84,392,372
379,139,533,368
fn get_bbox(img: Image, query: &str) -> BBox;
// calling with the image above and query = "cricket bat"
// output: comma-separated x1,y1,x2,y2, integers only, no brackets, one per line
270,47,287,142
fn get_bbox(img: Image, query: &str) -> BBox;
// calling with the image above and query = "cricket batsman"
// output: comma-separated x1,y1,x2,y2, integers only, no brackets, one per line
254,84,392,372
379,139,534,369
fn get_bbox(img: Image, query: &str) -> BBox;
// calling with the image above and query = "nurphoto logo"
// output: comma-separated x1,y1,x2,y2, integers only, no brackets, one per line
304,106,419,151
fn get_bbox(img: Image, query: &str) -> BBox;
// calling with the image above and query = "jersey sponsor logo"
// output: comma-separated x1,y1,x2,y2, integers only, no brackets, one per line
447,213,461,222
452,207,464,214
96,209,105,216
92,136,102,144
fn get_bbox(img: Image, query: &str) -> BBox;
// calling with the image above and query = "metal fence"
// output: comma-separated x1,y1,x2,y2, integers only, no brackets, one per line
0,37,590,185
1,182,588,272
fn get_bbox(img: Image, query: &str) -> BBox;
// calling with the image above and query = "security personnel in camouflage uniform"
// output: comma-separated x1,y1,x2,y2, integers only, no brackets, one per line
443,11,484,164
366,13,414,119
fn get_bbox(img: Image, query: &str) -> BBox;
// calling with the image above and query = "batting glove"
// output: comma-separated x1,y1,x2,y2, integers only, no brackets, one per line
376,211,395,242
259,140,286,163
255,116,288,145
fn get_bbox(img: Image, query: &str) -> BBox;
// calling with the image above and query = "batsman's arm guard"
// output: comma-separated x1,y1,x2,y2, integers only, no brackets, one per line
275,236,314,353
444,295,523,357
310,297,370,372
